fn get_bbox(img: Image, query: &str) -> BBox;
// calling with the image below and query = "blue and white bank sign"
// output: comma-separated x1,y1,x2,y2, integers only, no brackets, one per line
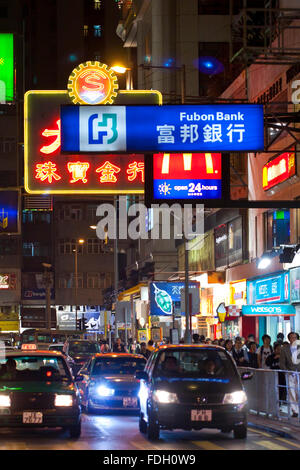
60,104,264,153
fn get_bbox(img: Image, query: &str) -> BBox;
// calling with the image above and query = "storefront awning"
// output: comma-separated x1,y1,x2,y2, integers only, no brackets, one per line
118,283,148,302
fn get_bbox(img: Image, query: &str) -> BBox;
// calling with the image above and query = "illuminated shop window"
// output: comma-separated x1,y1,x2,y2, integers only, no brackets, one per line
93,25,101,37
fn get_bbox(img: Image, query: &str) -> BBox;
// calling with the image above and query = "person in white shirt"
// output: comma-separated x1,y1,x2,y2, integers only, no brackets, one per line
257,334,273,369
280,332,300,417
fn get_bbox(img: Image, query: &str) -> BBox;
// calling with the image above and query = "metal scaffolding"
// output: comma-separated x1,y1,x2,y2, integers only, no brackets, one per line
230,0,300,66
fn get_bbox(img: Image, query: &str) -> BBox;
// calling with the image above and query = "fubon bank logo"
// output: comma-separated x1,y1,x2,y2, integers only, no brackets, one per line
67,61,118,105
79,106,126,151
88,113,118,145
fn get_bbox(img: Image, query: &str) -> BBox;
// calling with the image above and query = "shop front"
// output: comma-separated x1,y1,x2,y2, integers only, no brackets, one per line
289,265,300,334
246,271,292,344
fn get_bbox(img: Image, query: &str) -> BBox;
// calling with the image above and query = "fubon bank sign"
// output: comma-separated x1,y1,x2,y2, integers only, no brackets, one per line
60,104,264,153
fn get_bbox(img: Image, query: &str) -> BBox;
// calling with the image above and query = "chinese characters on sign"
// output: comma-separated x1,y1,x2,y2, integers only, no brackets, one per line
24,91,145,194
263,149,296,191
61,104,264,153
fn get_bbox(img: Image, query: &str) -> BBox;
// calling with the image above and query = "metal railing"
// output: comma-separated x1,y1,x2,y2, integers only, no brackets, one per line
238,367,300,425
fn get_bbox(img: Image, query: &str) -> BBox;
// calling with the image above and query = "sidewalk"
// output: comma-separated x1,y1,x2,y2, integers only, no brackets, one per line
248,412,300,441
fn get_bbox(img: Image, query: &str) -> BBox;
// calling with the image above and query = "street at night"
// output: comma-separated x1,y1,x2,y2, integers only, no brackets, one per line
0,412,299,451
2,0,300,456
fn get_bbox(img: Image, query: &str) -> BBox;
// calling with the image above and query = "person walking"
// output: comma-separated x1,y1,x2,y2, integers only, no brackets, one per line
257,334,273,369
280,332,300,417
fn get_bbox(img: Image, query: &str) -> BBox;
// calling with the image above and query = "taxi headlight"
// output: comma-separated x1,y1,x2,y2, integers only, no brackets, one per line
55,394,73,407
0,395,11,407
223,391,247,405
153,390,179,404
96,385,115,397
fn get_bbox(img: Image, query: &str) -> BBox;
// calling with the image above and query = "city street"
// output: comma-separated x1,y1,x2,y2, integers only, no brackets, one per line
0,412,299,451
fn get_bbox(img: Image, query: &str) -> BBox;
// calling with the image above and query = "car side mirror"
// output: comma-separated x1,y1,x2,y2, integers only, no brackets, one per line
241,371,253,381
135,371,149,381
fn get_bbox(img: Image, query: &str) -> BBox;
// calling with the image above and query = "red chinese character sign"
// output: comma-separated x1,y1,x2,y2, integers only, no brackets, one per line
24,91,144,194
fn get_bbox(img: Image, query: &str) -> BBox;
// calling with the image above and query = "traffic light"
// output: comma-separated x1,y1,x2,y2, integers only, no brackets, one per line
82,316,87,330
76,318,82,330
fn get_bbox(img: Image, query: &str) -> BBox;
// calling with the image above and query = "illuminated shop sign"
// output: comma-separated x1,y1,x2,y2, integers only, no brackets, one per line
152,152,221,200
263,149,296,191
0,273,16,290
24,91,148,194
0,33,14,102
149,281,199,317
67,61,118,105
60,104,264,153
247,272,290,304
242,304,295,316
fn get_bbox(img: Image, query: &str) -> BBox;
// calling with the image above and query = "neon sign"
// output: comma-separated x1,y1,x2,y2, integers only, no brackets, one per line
67,61,118,105
40,120,61,155
24,90,156,194
0,34,14,102
263,149,296,191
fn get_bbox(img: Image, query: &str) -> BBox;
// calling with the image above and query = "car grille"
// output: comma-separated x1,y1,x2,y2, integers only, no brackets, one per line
179,393,224,405
11,392,55,411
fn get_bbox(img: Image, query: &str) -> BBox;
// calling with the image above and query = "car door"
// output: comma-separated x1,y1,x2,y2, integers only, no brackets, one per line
140,351,158,419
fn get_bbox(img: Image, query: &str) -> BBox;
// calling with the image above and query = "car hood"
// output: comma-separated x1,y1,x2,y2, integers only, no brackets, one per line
0,381,77,394
153,376,241,395
98,375,138,384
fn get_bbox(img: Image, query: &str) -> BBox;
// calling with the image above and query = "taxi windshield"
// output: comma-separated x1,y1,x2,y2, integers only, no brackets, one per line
68,342,100,355
0,355,72,382
153,349,236,380
92,357,146,376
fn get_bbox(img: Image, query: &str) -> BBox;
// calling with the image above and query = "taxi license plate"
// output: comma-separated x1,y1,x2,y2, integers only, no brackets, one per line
191,409,212,422
23,412,43,424
123,397,138,407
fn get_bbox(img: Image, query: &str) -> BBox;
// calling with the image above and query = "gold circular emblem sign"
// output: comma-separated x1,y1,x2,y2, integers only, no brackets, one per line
67,61,119,105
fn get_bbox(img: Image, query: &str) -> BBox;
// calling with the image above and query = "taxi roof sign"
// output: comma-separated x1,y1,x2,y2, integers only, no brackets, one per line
21,343,37,350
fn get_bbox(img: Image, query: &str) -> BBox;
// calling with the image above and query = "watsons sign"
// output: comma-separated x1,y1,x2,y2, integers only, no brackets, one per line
242,304,296,316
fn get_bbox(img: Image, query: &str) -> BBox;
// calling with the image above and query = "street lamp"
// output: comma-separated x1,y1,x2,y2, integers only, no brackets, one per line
74,239,85,330
111,64,132,90
42,263,52,330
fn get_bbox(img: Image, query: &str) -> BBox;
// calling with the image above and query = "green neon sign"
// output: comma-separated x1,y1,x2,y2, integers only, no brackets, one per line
0,34,14,102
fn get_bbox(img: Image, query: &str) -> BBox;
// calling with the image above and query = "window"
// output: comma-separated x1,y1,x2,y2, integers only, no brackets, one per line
87,238,102,254
23,242,50,257
58,205,82,221
0,137,16,153
87,273,100,289
87,204,98,220
93,25,101,37
58,239,84,255
264,210,290,250
58,275,67,289
94,0,101,9
22,211,51,224
83,25,89,37
0,238,18,255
